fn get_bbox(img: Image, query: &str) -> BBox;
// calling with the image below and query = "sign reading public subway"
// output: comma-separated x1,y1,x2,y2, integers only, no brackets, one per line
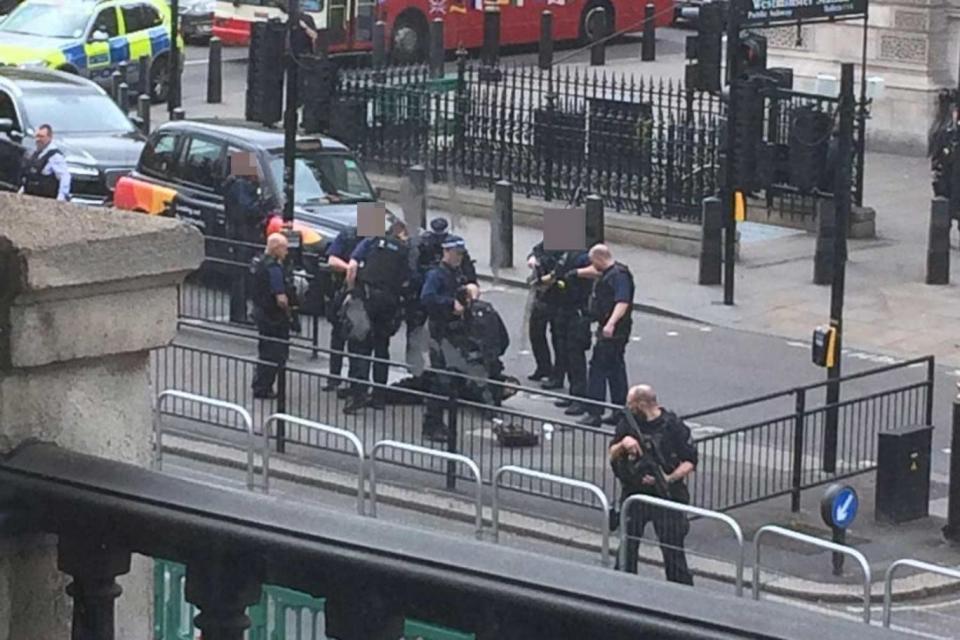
744,0,868,25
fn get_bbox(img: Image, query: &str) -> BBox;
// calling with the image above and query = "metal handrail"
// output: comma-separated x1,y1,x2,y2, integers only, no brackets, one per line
620,494,745,596
883,559,960,628
492,465,610,566
753,525,872,623
155,390,257,490
263,414,366,515
369,440,483,539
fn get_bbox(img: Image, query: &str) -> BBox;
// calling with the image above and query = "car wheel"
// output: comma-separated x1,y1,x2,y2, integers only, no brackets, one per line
579,1,614,45
391,12,427,64
149,54,170,104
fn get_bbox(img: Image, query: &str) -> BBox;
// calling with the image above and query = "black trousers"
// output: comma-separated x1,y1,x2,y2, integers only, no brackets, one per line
252,318,290,394
621,499,694,585
328,317,347,377
529,300,555,376
552,309,589,397
586,337,628,416
347,289,399,399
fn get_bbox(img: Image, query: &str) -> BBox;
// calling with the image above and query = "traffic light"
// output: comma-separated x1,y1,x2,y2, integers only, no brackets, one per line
682,2,724,92
736,32,767,77
789,105,832,194
730,75,765,191
302,56,339,134
245,19,285,126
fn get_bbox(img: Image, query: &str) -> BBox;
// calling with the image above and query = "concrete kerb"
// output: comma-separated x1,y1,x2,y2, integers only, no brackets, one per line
162,433,960,604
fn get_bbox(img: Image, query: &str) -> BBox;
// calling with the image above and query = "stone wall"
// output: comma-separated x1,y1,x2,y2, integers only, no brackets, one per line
0,194,203,639
763,0,960,156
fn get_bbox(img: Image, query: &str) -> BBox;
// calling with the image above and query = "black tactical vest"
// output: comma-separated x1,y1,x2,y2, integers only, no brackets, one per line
359,236,409,290
589,262,634,338
23,147,63,199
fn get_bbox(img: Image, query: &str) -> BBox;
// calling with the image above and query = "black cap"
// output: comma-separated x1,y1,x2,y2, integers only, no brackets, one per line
441,235,466,250
430,217,449,233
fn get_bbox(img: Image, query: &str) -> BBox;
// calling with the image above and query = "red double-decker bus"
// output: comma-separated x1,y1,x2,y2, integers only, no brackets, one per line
214,0,674,62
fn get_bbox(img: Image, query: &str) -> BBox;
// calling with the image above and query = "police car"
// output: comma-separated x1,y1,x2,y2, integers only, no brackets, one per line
0,0,180,103
113,119,380,249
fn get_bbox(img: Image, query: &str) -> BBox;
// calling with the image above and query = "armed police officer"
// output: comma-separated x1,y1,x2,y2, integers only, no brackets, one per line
20,124,70,201
407,217,478,370
525,243,559,384
610,385,697,585
224,151,268,245
568,244,635,427
342,218,412,413
535,246,592,416
321,225,361,393
420,235,472,442
251,233,297,399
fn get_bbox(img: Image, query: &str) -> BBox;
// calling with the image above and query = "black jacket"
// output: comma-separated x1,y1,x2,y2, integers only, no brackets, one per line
611,409,697,502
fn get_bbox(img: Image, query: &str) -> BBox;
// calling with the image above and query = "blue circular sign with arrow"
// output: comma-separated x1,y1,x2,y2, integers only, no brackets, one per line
821,484,859,530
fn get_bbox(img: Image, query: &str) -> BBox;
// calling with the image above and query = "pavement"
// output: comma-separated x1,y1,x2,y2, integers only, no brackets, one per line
153,35,960,634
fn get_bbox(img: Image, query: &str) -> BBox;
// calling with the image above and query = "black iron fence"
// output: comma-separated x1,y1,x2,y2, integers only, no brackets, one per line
325,60,866,224
162,261,935,515
330,61,725,222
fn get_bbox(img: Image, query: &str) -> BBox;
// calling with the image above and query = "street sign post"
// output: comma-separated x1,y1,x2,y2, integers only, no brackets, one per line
742,0,868,26
821,484,859,575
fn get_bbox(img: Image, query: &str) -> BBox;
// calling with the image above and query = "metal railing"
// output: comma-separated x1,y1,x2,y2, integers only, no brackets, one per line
154,389,259,491
882,559,960,628
262,413,366,515
370,440,484,539
492,465,610,566
619,494,744,596
752,525,872,624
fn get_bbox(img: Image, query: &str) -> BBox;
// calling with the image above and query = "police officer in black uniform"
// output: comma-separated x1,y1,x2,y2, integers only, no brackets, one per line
610,385,697,585
569,244,635,427
20,124,71,200
342,219,412,413
420,235,471,442
251,233,295,399
538,248,592,415
321,225,361,392
224,152,267,245
525,243,559,383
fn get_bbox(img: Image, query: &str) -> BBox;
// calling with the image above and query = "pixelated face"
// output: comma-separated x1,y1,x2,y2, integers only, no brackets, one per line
543,208,586,251
230,151,258,178
358,202,387,237
444,247,464,267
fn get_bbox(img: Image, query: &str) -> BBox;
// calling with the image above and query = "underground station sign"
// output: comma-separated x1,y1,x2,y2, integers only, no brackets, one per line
742,0,869,26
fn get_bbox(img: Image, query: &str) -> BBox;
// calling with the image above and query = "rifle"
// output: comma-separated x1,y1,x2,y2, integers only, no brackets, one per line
622,410,671,499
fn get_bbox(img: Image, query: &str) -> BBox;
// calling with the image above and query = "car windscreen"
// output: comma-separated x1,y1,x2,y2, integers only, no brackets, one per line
21,91,135,134
269,152,375,205
0,3,90,38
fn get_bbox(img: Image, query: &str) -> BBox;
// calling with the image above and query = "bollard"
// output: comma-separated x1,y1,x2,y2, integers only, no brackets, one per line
373,20,386,69
207,36,223,104
590,8,606,66
171,107,185,121
585,194,605,247
407,164,427,230
117,83,129,114
539,11,554,71
926,197,951,285
118,60,129,85
642,3,656,61
699,196,722,285
483,7,500,68
138,55,150,97
137,94,151,135
813,198,836,285
491,181,514,269
944,383,960,543
111,70,123,104
429,18,444,79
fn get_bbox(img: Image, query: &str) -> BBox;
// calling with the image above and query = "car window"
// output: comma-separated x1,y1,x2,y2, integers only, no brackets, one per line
122,3,163,33
140,133,179,177
20,92,135,134
0,3,91,38
0,91,20,130
91,7,120,39
178,136,226,189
